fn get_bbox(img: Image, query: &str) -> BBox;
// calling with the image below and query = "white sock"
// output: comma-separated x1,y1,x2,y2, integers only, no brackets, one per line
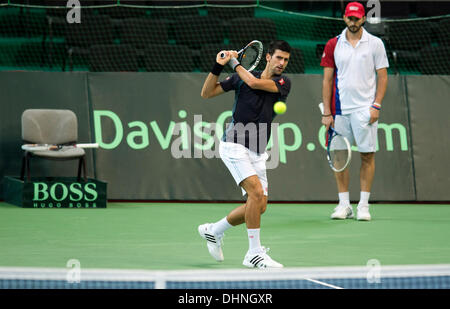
212,217,232,235
338,192,350,206
359,191,370,206
247,228,262,254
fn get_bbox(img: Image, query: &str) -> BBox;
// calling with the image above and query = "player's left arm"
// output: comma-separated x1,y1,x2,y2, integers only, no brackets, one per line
370,38,389,124
370,68,388,124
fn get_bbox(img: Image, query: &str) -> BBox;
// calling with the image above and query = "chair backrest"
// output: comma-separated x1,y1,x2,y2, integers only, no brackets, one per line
145,44,195,72
65,14,114,48
120,18,169,49
173,16,224,49
207,5,255,21
101,6,148,19
89,44,139,72
438,19,450,46
22,109,78,145
387,21,433,51
228,17,277,47
419,45,450,75
149,1,201,20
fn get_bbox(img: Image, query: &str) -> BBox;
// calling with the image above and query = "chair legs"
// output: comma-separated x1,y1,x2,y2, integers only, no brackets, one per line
77,156,87,182
20,153,26,181
20,152,31,181
20,154,87,182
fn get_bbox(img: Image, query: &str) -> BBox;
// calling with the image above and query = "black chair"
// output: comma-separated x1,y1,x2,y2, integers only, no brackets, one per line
100,4,148,20
385,21,433,73
120,18,169,50
149,1,201,20
44,0,83,68
284,47,305,74
64,14,114,71
145,44,195,72
228,18,277,47
419,45,450,75
20,109,87,182
438,18,450,47
207,1,255,24
89,44,138,72
173,16,224,49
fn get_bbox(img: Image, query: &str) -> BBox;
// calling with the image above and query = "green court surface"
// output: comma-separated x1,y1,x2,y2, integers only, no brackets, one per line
0,202,449,270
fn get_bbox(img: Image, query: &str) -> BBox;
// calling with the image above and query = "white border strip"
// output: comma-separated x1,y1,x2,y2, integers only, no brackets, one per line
1,264,449,283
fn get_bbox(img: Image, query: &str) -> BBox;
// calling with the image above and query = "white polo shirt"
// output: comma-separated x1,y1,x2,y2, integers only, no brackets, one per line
321,27,389,115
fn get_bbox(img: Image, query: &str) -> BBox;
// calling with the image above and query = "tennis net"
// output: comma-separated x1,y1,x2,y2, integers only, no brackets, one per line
1,264,450,289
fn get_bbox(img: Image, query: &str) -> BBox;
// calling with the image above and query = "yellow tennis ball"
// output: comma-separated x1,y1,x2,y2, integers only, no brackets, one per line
273,101,287,114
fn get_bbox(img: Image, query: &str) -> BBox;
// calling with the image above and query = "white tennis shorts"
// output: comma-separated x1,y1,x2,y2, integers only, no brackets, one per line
334,107,378,153
219,141,269,196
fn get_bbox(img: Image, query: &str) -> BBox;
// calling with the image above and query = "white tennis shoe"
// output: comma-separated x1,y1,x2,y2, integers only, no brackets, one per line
356,204,371,221
242,247,283,269
331,204,354,219
198,223,224,262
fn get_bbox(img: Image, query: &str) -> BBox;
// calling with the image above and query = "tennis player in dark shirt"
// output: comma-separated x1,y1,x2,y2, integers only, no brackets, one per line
198,40,291,269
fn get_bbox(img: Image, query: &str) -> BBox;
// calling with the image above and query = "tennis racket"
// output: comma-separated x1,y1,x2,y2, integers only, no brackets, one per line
22,143,99,151
220,40,263,72
318,103,352,172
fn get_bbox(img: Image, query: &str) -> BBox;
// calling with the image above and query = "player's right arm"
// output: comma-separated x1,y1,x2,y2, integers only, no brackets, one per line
320,37,338,129
200,75,223,99
322,67,334,129
200,51,233,99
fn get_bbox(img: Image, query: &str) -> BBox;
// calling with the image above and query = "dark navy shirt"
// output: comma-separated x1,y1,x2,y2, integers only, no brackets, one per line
220,71,291,154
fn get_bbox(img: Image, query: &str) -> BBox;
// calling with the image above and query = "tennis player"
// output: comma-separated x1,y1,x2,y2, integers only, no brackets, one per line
321,2,388,221
198,40,291,268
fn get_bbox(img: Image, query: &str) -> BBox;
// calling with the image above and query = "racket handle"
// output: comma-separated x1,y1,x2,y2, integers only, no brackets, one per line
220,52,226,59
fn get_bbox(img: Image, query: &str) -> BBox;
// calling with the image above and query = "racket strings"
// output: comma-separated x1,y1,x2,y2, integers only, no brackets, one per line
329,136,351,171
240,45,259,69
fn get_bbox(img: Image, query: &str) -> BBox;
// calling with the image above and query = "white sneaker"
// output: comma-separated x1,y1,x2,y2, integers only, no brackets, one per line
331,204,354,219
242,247,283,269
198,223,224,262
357,204,371,221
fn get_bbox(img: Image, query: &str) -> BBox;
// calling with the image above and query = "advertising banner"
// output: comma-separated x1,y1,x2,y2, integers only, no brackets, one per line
89,73,414,201
0,72,447,201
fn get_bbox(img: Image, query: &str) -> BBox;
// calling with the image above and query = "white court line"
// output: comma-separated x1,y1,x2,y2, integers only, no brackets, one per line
305,278,344,289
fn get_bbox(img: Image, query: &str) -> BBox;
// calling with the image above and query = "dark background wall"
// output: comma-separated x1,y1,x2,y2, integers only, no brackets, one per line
1,72,448,201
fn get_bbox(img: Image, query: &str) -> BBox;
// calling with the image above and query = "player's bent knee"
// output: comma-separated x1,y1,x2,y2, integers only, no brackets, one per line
260,204,267,214
246,186,264,202
251,189,265,202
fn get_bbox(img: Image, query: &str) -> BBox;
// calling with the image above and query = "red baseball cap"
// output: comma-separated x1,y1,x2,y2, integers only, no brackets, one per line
345,2,365,19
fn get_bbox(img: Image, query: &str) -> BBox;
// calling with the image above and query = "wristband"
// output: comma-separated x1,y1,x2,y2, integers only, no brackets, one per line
373,102,381,107
322,114,332,117
371,104,381,110
228,57,240,71
211,62,224,76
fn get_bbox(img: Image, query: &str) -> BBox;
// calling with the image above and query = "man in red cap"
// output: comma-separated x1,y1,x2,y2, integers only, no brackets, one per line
320,2,389,221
